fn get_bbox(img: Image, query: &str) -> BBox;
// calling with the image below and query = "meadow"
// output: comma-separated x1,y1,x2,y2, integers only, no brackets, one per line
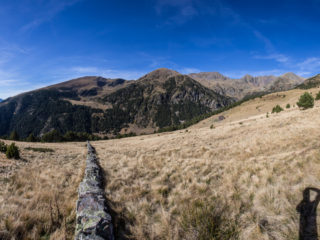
1,88,320,239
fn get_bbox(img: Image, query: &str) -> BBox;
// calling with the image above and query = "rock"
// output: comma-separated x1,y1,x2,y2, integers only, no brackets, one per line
214,115,226,122
75,142,114,240
218,115,225,121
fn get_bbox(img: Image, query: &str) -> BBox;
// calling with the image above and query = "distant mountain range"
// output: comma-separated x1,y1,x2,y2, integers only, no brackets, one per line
189,72,304,100
0,99,2,103
0,68,310,138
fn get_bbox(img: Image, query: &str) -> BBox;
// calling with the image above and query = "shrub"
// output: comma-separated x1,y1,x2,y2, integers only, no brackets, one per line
210,124,214,129
41,130,64,142
297,92,314,110
6,143,20,159
316,91,320,100
286,103,290,109
9,130,19,141
115,132,137,139
26,133,37,142
63,131,78,142
272,105,283,113
0,141,7,153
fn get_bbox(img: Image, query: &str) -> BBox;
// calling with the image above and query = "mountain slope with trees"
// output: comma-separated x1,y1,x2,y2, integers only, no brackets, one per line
0,68,234,138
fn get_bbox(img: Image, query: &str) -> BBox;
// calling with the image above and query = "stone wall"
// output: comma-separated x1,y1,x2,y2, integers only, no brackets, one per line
75,142,114,240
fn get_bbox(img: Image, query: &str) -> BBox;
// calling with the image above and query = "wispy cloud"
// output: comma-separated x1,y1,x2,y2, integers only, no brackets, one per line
0,39,29,64
155,0,198,25
0,69,32,99
224,56,320,79
20,0,83,33
297,57,320,72
253,53,289,63
223,69,286,78
206,1,289,65
0,79,21,86
179,67,200,74
66,66,146,80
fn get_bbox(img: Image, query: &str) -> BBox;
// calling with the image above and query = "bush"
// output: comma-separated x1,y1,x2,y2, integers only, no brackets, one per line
286,103,290,109
115,132,137,139
63,131,78,142
316,91,320,100
41,130,64,142
0,141,7,153
26,133,37,142
297,92,314,109
272,105,283,113
9,130,19,141
6,143,20,159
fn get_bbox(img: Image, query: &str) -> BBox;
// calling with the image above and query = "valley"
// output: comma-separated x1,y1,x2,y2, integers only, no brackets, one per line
1,87,320,239
0,68,305,140
2,1,319,240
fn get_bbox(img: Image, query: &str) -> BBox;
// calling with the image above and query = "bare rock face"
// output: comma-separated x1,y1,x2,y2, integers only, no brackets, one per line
189,71,304,100
75,142,114,240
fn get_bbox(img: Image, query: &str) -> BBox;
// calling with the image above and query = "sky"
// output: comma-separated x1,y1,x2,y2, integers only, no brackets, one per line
1,0,320,99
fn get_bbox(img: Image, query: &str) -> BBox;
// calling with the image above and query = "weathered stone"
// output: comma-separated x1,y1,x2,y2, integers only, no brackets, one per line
75,141,114,240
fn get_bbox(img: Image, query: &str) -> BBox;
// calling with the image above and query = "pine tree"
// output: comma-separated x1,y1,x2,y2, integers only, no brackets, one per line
26,133,37,142
297,92,314,110
9,130,19,141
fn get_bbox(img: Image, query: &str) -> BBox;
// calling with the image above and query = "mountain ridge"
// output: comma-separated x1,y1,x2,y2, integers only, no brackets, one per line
189,71,304,99
296,74,320,89
0,68,234,138
0,68,310,139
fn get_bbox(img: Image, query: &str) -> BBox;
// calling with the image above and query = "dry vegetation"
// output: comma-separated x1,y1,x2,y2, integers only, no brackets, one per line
0,141,86,240
1,88,320,239
94,88,320,239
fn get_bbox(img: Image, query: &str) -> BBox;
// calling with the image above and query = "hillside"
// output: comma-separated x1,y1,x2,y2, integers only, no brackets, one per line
1,87,320,239
189,72,304,99
296,73,320,89
0,68,234,138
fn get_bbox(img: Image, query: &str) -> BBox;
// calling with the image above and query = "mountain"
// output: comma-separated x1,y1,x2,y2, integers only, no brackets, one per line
267,72,305,91
0,68,234,138
0,99,2,103
189,72,304,100
296,74,320,89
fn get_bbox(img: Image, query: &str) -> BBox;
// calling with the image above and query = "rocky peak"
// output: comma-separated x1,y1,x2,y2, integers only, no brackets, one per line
138,68,180,83
189,72,229,81
280,72,304,81
241,74,255,83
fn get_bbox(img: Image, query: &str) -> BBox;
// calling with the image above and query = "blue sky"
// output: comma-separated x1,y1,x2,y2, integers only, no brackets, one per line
1,0,320,98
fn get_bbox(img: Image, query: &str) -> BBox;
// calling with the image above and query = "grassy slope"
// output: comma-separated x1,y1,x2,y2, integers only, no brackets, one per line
0,87,320,239
0,141,86,240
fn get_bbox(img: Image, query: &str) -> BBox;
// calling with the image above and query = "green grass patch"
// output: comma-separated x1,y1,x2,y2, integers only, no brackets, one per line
272,105,284,113
25,147,54,153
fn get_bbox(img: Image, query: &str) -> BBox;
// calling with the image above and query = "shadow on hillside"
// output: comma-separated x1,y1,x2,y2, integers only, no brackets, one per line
99,162,133,240
296,187,320,240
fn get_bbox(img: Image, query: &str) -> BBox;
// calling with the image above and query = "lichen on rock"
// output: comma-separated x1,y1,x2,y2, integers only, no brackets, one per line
75,142,114,240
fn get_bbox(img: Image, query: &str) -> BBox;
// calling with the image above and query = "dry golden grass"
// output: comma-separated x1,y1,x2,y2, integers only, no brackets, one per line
91,88,320,239
0,141,86,240
1,88,320,239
